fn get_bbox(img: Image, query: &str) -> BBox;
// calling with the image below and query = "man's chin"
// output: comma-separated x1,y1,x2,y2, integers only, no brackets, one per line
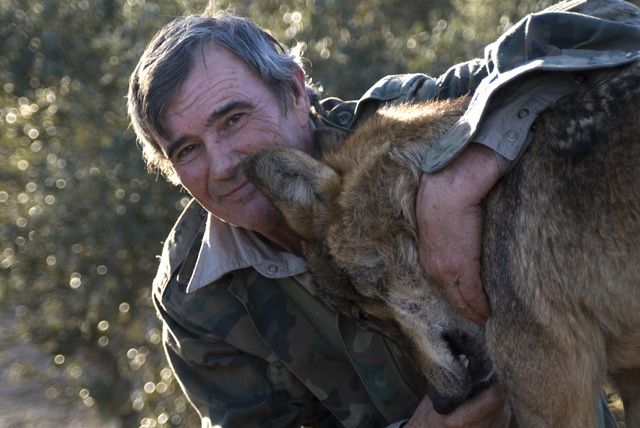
213,197,281,232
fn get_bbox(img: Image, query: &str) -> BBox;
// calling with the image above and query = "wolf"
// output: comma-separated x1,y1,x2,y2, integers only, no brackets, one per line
243,61,640,427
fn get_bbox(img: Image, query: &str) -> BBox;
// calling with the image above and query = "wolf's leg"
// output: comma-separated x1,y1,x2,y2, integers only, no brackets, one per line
486,314,605,428
612,369,640,427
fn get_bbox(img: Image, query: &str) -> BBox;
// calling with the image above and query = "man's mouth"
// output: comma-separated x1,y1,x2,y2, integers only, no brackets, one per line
215,180,252,199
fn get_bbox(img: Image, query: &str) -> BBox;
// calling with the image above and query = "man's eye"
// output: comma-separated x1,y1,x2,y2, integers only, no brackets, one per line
225,113,245,128
174,144,198,163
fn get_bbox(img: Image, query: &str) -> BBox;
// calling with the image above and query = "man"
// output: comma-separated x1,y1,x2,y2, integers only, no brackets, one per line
127,0,640,426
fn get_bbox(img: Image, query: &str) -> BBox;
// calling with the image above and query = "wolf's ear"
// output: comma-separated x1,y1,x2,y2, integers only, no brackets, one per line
243,147,339,241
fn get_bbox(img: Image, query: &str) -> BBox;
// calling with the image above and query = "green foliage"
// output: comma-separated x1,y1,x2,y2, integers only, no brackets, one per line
0,0,556,426
211,0,553,99
0,0,198,426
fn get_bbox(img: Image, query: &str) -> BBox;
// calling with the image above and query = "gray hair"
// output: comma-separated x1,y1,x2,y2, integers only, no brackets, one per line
127,11,317,183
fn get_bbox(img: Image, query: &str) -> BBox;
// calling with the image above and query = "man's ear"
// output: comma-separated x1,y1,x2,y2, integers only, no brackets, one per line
243,146,338,240
289,68,310,121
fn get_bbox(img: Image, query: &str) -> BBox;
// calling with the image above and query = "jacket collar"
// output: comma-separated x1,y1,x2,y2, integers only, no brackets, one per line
186,213,307,293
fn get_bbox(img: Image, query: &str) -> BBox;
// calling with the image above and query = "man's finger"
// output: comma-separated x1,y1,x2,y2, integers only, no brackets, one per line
445,280,487,325
457,278,490,321
444,381,511,427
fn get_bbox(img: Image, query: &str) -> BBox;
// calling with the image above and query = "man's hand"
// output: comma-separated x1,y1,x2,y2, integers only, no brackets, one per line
404,381,511,428
416,144,501,324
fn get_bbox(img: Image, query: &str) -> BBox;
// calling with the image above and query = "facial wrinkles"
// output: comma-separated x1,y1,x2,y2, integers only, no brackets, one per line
167,76,239,132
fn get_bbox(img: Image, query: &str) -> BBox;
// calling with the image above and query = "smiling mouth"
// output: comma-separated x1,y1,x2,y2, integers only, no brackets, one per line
216,180,252,199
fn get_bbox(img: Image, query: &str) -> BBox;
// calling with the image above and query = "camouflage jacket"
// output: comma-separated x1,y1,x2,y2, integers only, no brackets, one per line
152,1,639,426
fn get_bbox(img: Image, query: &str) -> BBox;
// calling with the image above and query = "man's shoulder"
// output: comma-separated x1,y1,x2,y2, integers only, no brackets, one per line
152,199,207,301
358,73,437,104
320,73,437,129
150,201,256,342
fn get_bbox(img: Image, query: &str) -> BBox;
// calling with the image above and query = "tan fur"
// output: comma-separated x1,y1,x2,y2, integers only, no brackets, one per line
244,62,640,426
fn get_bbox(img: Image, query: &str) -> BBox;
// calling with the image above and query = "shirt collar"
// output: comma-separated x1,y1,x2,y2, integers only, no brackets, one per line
186,213,308,293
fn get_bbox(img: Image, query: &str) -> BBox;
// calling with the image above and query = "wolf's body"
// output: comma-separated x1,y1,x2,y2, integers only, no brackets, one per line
244,61,640,427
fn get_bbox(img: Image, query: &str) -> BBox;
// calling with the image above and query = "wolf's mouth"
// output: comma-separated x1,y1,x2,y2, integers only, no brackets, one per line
429,331,495,413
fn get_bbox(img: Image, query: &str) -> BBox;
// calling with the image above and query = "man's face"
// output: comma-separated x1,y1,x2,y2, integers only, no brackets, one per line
159,44,312,233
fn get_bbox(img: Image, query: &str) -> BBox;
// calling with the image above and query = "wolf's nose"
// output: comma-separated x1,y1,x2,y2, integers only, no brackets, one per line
431,393,458,415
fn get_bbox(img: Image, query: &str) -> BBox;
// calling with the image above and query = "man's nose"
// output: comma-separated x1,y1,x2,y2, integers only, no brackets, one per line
204,141,238,181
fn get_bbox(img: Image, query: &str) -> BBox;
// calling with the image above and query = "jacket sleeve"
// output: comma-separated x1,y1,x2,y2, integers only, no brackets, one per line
433,58,488,100
331,60,488,130
158,300,336,428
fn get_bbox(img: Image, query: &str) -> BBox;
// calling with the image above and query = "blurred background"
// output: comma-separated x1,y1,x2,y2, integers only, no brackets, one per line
4,0,614,426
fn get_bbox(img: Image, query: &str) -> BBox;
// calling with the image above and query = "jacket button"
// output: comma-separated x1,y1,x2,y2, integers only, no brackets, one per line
517,109,529,118
268,264,279,274
505,129,519,142
337,111,352,126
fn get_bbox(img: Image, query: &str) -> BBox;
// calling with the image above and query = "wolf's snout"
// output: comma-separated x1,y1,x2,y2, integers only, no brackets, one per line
430,391,459,415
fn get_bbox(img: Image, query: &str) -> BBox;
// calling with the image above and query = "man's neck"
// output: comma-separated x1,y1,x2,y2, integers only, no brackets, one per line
257,223,304,256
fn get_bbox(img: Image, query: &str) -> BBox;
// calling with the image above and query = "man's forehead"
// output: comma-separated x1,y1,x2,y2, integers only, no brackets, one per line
165,43,266,114
195,42,244,73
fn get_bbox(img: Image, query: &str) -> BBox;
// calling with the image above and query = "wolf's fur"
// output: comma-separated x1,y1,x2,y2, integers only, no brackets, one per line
244,61,640,427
